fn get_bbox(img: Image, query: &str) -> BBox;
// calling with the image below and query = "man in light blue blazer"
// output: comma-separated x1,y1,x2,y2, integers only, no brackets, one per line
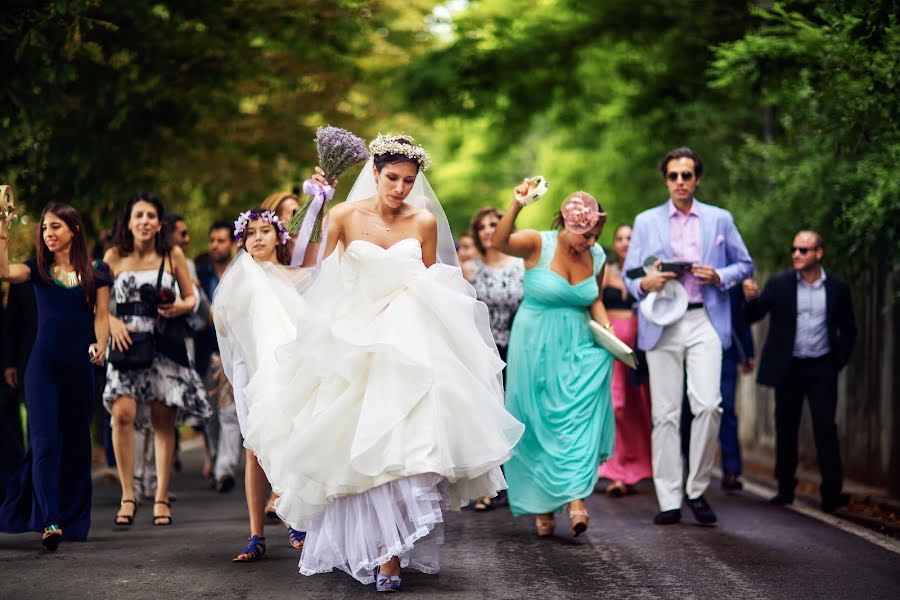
623,147,753,526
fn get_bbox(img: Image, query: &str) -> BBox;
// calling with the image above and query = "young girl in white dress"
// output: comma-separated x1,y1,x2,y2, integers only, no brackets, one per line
229,135,524,592
213,207,315,562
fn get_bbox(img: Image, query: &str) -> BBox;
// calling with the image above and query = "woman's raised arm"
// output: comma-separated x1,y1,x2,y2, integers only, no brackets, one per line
491,184,541,265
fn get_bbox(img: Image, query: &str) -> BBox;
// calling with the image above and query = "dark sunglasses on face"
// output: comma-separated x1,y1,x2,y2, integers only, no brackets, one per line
476,221,499,231
791,246,818,255
666,171,694,182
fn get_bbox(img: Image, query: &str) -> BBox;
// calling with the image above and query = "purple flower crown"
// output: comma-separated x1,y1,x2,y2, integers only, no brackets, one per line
233,210,292,246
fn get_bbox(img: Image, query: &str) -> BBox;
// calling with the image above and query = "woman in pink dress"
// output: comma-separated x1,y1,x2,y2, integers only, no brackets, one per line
598,224,653,495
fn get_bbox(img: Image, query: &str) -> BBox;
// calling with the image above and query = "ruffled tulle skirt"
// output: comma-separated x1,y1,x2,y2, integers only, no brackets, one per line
300,473,449,583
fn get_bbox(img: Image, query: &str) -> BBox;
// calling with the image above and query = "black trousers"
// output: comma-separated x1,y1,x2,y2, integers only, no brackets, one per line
774,355,842,501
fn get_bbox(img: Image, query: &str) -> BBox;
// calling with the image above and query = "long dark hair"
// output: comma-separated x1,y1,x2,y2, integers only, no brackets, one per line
239,208,291,265
35,203,96,305
112,192,171,256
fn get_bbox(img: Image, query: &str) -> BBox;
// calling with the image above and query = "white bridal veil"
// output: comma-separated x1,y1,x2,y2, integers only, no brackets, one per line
343,158,460,267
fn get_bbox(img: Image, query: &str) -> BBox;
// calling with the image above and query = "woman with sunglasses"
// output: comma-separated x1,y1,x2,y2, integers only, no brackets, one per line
492,185,615,538
463,206,524,512
0,203,111,550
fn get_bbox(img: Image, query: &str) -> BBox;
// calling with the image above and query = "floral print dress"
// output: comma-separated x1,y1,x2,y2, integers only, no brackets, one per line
102,269,210,430
471,257,525,353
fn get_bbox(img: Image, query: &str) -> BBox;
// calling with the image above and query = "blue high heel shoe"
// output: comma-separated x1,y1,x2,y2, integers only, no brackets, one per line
375,565,402,593
232,535,266,562
288,527,306,550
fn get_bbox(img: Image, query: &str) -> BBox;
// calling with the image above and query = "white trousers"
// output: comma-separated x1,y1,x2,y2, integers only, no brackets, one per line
209,353,243,480
214,400,242,480
646,308,723,511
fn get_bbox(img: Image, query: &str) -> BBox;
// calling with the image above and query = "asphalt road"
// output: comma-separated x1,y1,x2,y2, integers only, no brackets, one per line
1,450,898,600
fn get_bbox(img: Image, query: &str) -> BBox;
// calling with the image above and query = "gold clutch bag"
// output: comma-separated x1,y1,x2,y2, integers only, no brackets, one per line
589,320,638,370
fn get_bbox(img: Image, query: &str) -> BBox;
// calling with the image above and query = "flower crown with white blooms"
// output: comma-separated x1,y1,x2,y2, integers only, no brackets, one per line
369,133,431,171
233,210,292,246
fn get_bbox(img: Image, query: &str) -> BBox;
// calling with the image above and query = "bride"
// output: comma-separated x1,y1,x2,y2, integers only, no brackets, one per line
233,134,524,592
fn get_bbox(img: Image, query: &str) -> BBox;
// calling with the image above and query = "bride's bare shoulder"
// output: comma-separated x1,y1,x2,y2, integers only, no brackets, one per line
330,199,371,220
411,207,436,226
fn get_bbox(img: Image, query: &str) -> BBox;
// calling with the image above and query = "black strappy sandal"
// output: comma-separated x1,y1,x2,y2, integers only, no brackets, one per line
115,499,138,526
153,500,173,526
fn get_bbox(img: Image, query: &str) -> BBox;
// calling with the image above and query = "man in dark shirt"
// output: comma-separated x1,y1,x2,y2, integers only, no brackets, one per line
744,231,856,512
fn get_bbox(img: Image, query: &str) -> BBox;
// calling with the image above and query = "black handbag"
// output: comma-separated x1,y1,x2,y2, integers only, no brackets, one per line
108,254,191,369
154,253,191,368
108,331,156,370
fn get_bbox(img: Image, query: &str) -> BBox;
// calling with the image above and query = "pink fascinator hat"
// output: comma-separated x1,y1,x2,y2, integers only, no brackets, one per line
561,192,605,235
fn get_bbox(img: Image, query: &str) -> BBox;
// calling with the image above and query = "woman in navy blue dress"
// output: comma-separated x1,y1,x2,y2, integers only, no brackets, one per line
0,203,111,551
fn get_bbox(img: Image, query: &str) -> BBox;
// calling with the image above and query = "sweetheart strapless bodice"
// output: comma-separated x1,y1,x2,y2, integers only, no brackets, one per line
341,238,426,300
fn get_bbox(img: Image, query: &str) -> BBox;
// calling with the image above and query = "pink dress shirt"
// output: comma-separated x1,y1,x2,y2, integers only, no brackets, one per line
668,199,703,303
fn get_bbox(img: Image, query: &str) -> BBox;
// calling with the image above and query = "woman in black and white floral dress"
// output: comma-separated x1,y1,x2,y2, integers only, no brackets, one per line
103,193,210,528
463,207,525,366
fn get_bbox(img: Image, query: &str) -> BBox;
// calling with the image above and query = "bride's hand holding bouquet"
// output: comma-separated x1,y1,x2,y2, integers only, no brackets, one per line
287,126,368,267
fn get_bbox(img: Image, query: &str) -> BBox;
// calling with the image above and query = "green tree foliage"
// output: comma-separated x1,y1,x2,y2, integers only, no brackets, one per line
2,0,895,277
710,2,899,271
0,0,438,250
402,0,760,238
404,1,897,278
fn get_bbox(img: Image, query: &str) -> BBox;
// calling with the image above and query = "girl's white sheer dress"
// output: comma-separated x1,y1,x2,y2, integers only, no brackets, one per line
215,238,524,584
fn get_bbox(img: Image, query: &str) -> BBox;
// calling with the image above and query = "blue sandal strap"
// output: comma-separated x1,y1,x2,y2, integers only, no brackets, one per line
288,527,306,546
233,535,266,561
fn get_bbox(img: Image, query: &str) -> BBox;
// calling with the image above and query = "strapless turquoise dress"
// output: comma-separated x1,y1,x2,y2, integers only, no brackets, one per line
505,230,615,516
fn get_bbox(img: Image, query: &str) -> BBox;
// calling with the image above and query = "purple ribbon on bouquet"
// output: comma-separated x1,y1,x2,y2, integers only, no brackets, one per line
290,179,335,267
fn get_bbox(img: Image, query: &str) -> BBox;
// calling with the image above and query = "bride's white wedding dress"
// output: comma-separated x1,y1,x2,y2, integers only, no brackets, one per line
222,238,524,584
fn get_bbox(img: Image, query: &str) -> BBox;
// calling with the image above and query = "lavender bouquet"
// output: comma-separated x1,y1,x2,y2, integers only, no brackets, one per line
287,126,369,242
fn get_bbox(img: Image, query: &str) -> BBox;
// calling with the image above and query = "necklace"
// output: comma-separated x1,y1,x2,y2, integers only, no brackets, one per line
375,213,395,232
52,264,80,287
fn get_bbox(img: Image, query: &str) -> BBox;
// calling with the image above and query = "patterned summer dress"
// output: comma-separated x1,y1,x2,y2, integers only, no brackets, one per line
102,269,210,430
470,257,525,355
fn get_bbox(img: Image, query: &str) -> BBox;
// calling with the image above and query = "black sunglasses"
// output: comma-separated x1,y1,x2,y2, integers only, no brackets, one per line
791,246,819,255
666,171,694,182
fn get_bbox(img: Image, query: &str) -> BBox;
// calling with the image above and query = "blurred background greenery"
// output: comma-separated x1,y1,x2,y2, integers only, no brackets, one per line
1,0,897,277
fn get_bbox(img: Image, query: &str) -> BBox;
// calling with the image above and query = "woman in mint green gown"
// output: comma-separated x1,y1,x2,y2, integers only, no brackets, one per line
493,184,615,537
